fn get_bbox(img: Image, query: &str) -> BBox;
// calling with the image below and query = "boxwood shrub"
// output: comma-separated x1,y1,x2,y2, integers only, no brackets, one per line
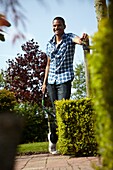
55,98,97,156
0,89,16,112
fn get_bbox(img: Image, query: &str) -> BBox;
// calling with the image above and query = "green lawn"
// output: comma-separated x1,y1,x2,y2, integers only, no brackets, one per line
17,142,49,155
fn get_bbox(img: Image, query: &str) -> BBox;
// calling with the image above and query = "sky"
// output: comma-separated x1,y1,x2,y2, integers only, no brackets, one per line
0,0,98,70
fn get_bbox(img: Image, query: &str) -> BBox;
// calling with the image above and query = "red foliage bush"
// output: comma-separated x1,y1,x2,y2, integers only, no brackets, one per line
5,39,47,106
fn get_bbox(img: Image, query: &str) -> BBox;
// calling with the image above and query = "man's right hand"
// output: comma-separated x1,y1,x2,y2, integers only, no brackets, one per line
41,84,46,94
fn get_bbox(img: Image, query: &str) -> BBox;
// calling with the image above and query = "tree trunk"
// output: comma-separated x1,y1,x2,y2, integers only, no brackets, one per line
84,49,90,97
85,0,108,97
83,41,90,97
94,0,107,26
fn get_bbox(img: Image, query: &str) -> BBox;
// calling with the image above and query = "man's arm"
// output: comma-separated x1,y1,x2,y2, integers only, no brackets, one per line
42,57,50,94
73,36,82,44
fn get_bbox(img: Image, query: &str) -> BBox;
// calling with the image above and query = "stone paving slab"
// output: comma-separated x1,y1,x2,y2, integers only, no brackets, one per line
14,154,101,170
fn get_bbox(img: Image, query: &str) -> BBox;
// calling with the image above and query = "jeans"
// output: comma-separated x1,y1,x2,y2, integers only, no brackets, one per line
47,80,72,107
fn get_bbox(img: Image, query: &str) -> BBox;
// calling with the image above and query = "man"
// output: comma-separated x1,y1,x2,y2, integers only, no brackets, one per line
42,16,89,154
42,16,88,104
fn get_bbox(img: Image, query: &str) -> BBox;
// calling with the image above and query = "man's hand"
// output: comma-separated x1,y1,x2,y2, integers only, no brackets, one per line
73,33,89,45
80,33,89,43
81,33,90,51
41,84,46,94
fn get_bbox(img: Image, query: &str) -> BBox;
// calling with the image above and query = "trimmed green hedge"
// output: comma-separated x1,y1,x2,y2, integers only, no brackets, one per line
88,18,113,170
55,98,97,156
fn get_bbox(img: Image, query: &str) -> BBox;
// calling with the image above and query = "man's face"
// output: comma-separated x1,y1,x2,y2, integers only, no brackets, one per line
52,19,65,36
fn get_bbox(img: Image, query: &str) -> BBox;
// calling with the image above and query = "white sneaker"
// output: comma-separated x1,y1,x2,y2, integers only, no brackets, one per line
48,133,57,154
51,150,59,155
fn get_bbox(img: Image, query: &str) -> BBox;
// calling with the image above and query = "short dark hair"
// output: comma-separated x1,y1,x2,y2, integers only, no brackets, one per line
53,17,66,27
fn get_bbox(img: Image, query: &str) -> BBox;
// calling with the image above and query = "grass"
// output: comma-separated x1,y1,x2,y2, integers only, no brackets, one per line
17,142,49,155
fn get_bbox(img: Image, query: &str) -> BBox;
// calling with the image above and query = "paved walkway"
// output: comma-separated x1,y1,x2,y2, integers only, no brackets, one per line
14,154,101,170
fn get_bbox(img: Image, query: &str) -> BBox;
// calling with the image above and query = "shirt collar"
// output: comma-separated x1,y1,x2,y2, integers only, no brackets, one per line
49,33,66,44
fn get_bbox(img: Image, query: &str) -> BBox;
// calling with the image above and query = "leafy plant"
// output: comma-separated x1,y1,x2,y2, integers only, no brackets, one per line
72,63,86,99
0,14,11,41
55,98,97,156
0,1,26,43
4,39,47,106
88,18,113,169
0,70,6,88
0,89,16,112
14,102,48,143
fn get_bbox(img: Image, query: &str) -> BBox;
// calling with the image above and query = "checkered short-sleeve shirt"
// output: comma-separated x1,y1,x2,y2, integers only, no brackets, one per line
46,33,76,85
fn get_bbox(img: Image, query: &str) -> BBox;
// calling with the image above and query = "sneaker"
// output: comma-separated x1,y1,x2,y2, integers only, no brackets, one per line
48,132,57,153
51,150,59,155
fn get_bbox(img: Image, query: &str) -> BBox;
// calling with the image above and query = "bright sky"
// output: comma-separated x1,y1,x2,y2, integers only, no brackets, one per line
0,0,97,70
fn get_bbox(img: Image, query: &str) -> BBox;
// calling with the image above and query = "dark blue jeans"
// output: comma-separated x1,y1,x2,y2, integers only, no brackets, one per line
47,80,72,107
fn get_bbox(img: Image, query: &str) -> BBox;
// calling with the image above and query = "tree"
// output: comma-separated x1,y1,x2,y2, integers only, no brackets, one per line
71,63,86,99
94,0,107,27
82,38,90,97
4,39,47,106
83,1,108,98
0,70,6,88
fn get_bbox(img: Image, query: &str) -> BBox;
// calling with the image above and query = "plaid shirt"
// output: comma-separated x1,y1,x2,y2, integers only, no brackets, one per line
46,33,76,85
